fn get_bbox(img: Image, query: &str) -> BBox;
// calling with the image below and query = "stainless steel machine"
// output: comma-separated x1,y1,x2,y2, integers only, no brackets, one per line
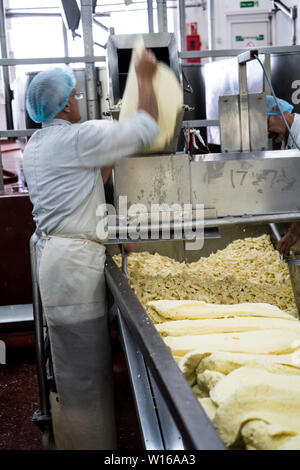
103,33,300,450
106,41,300,245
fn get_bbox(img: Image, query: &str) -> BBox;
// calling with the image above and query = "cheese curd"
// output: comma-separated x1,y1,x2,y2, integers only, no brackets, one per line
114,235,300,450
114,235,298,319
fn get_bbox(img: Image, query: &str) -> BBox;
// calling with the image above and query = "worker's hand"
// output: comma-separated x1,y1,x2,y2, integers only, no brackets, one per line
277,232,298,256
277,222,300,256
268,115,287,141
268,112,294,141
123,243,134,254
135,48,157,81
135,48,158,122
118,243,134,254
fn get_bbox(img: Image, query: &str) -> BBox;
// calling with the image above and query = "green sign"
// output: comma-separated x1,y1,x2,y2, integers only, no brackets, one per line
235,34,264,42
240,1,259,7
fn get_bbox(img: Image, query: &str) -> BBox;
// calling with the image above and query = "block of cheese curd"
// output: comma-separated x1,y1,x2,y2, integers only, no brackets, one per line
148,300,297,321
196,370,225,396
179,351,300,386
164,329,300,357
210,367,300,447
241,420,298,450
119,36,183,155
198,398,218,422
155,316,300,337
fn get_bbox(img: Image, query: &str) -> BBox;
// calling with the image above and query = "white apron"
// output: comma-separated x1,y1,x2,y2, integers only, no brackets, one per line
37,172,117,450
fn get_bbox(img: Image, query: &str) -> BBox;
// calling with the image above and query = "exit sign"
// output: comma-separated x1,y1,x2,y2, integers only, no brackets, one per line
240,1,259,7
236,34,265,41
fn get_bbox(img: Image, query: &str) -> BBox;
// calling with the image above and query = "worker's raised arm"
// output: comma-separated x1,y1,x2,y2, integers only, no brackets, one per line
76,47,159,168
135,48,158,122
76,111,159,168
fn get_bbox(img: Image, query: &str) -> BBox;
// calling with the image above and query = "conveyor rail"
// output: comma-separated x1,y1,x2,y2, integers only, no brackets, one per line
117,308,184,450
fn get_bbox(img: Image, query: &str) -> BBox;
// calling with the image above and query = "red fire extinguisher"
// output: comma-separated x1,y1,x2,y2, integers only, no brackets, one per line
186,22,201,63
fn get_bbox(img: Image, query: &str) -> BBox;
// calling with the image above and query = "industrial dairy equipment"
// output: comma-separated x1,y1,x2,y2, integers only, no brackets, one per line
105,37,300,248
12,22,300,448
101,33,300,450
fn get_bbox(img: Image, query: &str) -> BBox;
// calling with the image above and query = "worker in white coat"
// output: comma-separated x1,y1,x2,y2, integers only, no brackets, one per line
267,95,297,148
23,49,159,450
267,96,300,256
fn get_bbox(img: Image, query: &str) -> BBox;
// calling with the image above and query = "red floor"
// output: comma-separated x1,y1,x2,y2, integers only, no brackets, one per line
0,330,143,451
0,347,43,450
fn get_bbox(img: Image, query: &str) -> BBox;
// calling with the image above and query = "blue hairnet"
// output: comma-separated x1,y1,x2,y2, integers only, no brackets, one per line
266,95,294,116
26,66,76,123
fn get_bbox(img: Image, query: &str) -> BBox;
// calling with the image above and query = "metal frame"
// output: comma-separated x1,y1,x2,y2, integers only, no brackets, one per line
179,45,300,136
81,0,100,120
0,0,13,130
0,145,3,193
157,0,168,33
177,0,186,63
238,49,260,152
106,32,180,106
0,56,105,66
117,307,185,450
103,212,300,246
147,0,154,33
207,0,215,61
272,0,298,46
239,61,250,151
180,45,300,60
29,234,54,448
0,130,37,138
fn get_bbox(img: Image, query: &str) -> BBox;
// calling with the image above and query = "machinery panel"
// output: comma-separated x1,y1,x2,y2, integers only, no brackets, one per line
204,51,300,146
219,95,241,152
219,93,268,153
114,153,191,214
191,149,300,217
248,92,268,151
107,33,180,106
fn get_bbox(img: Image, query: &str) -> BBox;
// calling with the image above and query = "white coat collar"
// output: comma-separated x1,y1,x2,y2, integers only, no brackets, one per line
42,118,72,128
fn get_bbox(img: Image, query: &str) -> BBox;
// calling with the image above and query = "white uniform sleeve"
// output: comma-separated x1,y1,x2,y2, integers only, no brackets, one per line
76,110,159,168
288,114,300,150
